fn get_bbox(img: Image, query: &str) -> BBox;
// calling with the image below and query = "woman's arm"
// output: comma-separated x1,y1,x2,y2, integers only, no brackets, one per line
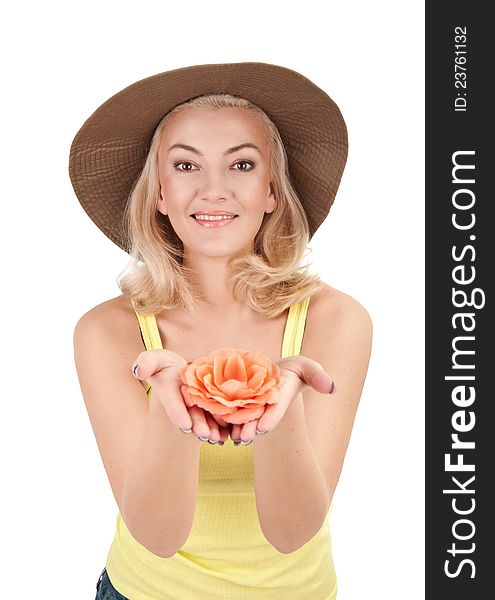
253,288,373,553
121,391,201,557
73,305,201,558
253,394,329,554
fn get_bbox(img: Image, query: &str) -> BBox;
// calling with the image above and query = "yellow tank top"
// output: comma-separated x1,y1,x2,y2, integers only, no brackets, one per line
105,297,338,599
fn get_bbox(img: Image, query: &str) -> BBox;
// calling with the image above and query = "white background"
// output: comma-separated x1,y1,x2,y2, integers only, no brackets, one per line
2,1,424,598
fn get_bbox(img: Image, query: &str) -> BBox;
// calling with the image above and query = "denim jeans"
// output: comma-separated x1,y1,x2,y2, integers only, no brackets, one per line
95,567,129,600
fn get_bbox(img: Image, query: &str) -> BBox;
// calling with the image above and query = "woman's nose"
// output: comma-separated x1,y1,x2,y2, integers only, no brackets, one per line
198,171,232,201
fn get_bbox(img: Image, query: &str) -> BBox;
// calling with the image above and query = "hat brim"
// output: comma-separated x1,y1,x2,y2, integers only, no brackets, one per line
69,62,348,252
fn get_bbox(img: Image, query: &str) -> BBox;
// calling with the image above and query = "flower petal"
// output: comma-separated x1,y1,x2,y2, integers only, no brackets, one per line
180,385,201,409
246,365,267,389
195,394,227,414
218,378,244,397
224,404,265,424
253,377,278,396
223,353,248,383
203,373,225,397
212,349,233,385
244,350,273,372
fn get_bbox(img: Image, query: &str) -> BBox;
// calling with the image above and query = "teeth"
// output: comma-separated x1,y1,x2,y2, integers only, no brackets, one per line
194,214,236,221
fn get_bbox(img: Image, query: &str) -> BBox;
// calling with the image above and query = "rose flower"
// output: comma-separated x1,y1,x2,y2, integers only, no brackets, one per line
178,347,282,425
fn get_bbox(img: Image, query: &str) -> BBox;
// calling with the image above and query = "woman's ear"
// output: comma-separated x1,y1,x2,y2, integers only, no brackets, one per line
157,190,167,215
265,183,276,214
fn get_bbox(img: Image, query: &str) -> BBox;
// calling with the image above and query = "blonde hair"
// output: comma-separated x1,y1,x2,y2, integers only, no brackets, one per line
117,93,324,319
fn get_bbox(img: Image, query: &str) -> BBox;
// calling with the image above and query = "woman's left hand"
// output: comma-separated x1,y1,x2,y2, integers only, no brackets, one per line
229,355,336,445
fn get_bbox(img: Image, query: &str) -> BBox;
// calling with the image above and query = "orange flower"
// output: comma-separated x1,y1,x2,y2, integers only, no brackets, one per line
178,347,282,425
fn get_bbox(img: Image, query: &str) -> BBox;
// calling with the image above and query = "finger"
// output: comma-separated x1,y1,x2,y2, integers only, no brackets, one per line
205,412,221,443
306,365,336,394
131,349,186,381
239,420,258,444
256,394,293,433
279,356,335,395
301,358,335,393
231,423,243,442
212,415,233,443
218,423,233,444
189,406,211,440
218,425,230,444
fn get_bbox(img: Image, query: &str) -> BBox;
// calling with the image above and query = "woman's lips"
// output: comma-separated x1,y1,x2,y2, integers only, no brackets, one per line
191,215,238,229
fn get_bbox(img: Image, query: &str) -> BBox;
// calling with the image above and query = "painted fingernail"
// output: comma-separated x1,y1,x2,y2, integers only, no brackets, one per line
131,363,140,378
256,428,268,435
179,428,192,434
329,382,337,395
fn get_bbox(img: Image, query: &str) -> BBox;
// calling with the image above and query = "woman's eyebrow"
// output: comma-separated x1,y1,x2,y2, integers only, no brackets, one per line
167,142,262,156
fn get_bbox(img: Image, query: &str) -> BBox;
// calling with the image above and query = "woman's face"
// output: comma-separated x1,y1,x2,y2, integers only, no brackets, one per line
156,106,276,260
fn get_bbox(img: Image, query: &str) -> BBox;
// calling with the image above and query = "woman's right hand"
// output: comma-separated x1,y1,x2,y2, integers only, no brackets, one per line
131,349,231,444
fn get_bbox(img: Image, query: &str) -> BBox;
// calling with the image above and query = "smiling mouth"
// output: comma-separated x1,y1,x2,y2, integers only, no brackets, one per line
190,213,239,228
190,214,239,221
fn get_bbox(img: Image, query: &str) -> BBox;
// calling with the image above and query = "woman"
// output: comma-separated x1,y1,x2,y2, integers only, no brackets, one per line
70,62,372,600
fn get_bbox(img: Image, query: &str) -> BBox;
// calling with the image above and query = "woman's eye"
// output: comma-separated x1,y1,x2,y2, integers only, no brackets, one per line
173,161,196,172
233,160,254,171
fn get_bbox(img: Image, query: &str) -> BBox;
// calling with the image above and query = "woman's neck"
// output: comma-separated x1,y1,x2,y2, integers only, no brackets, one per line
182,252,246,313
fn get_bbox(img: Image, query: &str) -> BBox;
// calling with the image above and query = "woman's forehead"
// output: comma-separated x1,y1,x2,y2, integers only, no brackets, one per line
159,106,268,152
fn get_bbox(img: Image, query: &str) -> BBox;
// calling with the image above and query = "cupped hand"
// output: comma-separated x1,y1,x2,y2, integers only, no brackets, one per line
131,350,231,444
229,355,336,445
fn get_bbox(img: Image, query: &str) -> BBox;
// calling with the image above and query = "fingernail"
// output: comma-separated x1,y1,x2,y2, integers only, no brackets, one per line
233,439,241,446
256,428,268,435
207,439,218,445
329,382,337,395
218,441,225,446
240,440,252,445
131,363,140,378
197,436,209,442
179,428,192,434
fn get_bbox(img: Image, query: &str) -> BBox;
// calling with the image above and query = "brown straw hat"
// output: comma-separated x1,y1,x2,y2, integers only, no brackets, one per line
68,62,348,252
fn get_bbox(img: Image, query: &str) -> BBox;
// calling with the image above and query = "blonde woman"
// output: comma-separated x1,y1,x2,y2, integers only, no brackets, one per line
70,62,372,600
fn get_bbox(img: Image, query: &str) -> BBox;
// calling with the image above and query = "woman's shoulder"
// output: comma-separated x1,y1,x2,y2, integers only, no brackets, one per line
74,294,137,342
310,282,371,315
308,282,373,330
302,283,373,363
73,295,149,393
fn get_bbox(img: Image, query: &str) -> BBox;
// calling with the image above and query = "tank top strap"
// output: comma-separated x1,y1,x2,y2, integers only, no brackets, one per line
130,299,164,351
281,296,311,358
